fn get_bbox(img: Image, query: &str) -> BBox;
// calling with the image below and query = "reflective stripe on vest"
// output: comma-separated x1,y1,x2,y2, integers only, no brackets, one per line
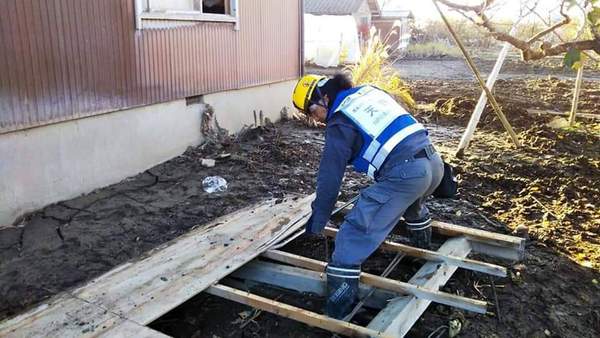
334,86,425,178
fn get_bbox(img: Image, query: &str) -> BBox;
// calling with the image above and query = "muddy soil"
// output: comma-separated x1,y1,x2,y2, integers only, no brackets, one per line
0,121,328,319
153,76,600,337
1,76,599,337
308,57,600,82
411,79,599,271
413,77,600,122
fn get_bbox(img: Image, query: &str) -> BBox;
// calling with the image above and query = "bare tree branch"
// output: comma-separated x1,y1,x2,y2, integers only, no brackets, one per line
527,3,600,62
526,1,570,44
435,0,600,61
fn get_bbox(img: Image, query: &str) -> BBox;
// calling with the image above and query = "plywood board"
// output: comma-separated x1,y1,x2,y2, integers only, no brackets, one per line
0,195,313,337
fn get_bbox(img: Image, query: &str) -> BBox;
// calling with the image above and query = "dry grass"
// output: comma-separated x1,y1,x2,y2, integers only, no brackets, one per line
405,41,462,58
346,29,415,109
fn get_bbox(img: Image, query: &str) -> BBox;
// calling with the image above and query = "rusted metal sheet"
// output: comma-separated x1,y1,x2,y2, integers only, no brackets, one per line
0,0,301,134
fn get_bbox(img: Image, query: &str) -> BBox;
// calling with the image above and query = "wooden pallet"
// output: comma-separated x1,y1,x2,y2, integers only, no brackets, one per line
219,224,524,338
0,195,525,338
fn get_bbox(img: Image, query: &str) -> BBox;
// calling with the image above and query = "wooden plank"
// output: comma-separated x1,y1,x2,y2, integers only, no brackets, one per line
368,237,472,337
570,64,585,126
74,195,313,324
433,0,521,147
323,216,524,260
0,294,169,338
0,195,313,337
0,294,119,338
456,22,519,155
206,284,392,338
231,261,398,309
262,250,488,314
323,227,507,277
432,221,525,256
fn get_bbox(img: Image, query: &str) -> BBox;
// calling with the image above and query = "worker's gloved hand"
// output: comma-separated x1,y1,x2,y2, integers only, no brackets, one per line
305,215,326,235
406,218,432,249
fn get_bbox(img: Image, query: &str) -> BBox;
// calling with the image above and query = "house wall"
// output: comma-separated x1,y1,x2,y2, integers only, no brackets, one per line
0,0,301,134
0,80,297,226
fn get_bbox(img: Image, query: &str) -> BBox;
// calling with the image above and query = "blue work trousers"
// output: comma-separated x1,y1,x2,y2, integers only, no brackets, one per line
331,150,444,267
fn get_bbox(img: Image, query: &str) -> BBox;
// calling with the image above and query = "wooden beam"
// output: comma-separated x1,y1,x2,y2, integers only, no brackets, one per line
569,64,585,126
323,227,507,277
263,250,488,314
432,221,525,255
368,237,473,337
323,214,524,260
206,284,392,338
456,22,520,156
231,261,398,309
433,0,521,148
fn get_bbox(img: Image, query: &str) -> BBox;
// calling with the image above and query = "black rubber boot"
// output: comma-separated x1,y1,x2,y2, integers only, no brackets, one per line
325,264,360,319
406,218,432,249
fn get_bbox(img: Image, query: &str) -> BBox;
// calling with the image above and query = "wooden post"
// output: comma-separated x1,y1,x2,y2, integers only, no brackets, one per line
569,63,585,126
433,0,521,149
456,24,519,157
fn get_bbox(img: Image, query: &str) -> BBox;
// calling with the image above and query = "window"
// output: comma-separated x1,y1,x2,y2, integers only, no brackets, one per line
135,0,239,29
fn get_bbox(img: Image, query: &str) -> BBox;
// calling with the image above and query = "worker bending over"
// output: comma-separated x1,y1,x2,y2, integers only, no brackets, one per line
292,74,444,319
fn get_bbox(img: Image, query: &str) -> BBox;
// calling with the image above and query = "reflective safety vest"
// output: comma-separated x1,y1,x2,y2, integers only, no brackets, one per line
331,86,426,178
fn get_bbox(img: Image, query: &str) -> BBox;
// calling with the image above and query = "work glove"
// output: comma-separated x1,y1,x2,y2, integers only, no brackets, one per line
305,214,327,235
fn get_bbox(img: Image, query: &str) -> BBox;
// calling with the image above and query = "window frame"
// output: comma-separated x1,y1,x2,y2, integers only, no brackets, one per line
135,0,240,30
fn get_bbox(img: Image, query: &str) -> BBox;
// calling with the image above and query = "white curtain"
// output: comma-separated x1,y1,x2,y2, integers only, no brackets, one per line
304,14,361,68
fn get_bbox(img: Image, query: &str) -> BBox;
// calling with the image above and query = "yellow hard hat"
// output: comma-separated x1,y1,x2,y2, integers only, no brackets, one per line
292,74,327,113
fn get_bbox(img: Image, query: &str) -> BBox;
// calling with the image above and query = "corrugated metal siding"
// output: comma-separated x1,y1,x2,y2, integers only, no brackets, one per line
0,0,301,134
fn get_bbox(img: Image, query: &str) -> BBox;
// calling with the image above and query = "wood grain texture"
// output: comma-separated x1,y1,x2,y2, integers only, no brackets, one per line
367,237,473,337
0,195,313,337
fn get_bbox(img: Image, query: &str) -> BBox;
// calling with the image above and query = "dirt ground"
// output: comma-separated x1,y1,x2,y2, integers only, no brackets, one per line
1,59,599,337
394,56,600,81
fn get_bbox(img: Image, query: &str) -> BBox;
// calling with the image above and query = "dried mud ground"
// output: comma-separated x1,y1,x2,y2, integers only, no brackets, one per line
1,75,599,337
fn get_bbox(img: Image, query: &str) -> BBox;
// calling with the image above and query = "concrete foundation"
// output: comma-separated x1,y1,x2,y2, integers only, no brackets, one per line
0,80,296,225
